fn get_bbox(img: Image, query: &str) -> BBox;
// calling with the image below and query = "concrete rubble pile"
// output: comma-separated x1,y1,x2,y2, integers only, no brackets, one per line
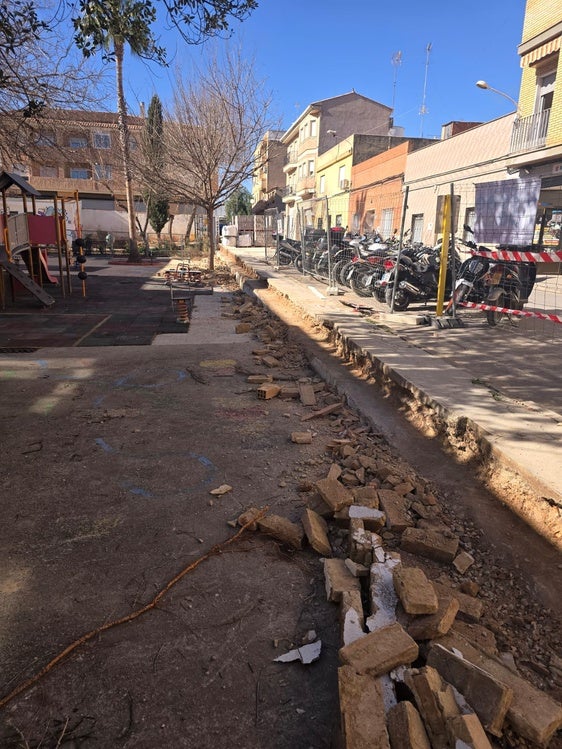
227,292,562,749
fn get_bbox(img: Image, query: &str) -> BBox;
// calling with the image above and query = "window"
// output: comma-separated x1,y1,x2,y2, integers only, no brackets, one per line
93,132,111,149
69,166,90,179
381,209,394,238
335,215,342,227
308,160,315,176
536,70,556,113
36,131,56,146
129,136,138,150
39,165,57,177
69,136,87,148
310,119,317,137
93,164,112,180
411,214,424,243
338,165,346,188
319,175,325,194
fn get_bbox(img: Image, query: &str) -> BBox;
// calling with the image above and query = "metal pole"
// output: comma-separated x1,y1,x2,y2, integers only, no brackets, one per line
389,186,409,313
435,194,451,317
53,195,66,298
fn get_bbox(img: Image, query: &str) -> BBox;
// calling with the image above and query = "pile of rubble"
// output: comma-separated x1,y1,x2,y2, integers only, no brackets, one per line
225,292,562,748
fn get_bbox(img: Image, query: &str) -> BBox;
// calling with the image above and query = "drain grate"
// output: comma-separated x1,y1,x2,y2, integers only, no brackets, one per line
0,347,38,354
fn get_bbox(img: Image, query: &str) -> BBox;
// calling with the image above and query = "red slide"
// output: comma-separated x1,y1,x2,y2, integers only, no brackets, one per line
39,249,59,285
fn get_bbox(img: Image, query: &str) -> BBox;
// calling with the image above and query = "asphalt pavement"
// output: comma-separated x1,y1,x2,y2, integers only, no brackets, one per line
218,245,562,548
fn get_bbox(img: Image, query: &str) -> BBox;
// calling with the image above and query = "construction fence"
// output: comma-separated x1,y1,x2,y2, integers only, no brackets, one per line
226,182,561,340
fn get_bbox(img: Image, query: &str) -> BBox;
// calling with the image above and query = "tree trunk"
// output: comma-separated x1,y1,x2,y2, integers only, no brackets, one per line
206,205,215,271
184,207,196,246
115,40,139,262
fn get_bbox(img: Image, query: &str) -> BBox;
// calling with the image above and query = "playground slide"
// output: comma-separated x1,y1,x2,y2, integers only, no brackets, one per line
38,249,59,285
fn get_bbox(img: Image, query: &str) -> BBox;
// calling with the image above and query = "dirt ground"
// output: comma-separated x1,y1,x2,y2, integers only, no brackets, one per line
0,258,560,748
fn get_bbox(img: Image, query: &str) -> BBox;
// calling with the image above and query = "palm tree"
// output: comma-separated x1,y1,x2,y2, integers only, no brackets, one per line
73,0,165,262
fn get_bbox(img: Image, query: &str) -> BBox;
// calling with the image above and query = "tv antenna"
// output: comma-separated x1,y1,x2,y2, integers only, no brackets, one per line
391,50,402,115
419,42,432,137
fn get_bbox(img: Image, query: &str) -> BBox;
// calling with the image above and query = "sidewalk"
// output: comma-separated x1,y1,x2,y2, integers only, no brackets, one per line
219,245,562,547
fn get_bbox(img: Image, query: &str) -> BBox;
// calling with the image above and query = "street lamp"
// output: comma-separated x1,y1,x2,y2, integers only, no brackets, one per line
476,80,520,118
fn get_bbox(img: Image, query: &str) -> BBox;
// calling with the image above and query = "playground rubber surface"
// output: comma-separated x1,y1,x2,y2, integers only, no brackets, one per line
0,261,193,348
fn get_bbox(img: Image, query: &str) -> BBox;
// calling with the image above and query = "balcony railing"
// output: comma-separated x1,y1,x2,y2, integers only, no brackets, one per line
510,109,550,153
281,185,296,197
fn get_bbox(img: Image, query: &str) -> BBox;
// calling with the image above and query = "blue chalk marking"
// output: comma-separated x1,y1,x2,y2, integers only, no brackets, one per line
95,438,115,453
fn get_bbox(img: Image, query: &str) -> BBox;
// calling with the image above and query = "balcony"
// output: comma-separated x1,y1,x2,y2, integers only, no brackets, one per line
283,149,298,173
30,175,119,195
281,185,296,203
296,175,315,198
510,109,550,153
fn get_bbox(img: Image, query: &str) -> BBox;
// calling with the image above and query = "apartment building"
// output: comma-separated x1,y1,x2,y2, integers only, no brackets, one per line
2,109,196,245
507,0,562,246
251,130,286,214
280,92,393,238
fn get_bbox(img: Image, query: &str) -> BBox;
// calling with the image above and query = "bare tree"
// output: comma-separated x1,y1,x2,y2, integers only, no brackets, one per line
161,47,276,269
0,0,108,165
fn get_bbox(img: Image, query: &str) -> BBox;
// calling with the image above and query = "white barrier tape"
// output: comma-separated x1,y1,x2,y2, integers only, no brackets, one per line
470,248,562,263
460,301,562,324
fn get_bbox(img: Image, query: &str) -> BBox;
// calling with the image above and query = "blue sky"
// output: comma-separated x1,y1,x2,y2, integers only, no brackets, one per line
123,0,527,140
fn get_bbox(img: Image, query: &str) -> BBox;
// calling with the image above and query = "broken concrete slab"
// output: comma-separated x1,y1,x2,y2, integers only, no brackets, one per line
367,558,401,632
348,504,386,531
274,639,322,664
378,489,414,532
340,589,366,646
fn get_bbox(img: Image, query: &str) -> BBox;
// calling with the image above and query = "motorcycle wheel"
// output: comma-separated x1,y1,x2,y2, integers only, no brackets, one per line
486,291,506,326
350,263,377,297
294,254,303,273
385,285,410,311
276,250,294,266
333,259,352,287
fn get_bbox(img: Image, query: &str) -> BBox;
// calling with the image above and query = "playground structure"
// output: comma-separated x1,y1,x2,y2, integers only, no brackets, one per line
0,171,80,310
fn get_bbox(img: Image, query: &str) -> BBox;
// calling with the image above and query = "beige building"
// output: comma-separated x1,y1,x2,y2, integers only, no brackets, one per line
280,92,393,238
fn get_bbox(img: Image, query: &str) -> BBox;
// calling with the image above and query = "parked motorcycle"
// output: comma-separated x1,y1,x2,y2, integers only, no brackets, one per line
445,229,537,326
271,234,302,266
378,244,461,311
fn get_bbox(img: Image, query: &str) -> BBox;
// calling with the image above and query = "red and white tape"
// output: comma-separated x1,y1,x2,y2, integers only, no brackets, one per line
470,248,562,263
459,301,562,324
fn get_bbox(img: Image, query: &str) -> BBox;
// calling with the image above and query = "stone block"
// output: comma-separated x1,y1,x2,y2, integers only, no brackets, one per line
402,666,456,749
327,462,343,480
237,506,262,531
393,565,438,615
261,354,280,368
432,581,484,621
290,431,313,444
324,558,361,602
450,621,498,656
352,485,380,508
448,714,492,749
401,527,459,563
378,489,414,532
235,321,252,333
437,630,562,745
301,508,331,556
338,667,390,749
387,701,431,749
406,596,459,641
257,514,304,549
339,622,418,676
427,643,513,736
344,558,369,577
453,550,475,574
315,477,354,512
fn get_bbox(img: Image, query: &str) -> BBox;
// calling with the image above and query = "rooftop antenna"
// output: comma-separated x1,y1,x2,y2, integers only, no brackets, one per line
391,50,402,116
419,42,432,137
